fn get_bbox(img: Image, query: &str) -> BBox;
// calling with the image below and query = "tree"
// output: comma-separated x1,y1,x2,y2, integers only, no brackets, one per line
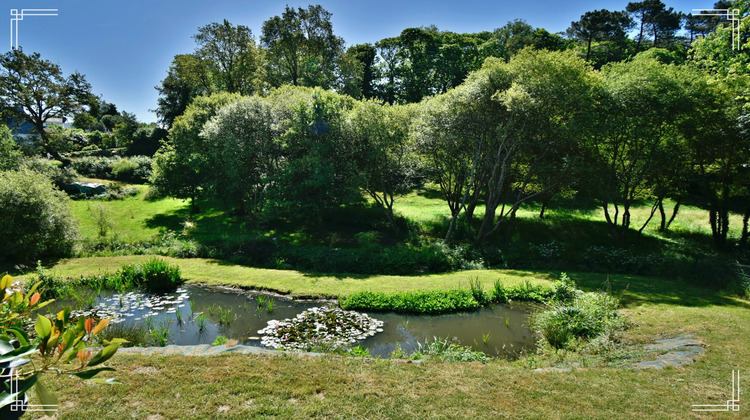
339,44,378,99
0,124,22,171
201,97,279,217
595,56,695,235
261,5,344,89
627,0,683,50
193,19,265,95
0,49,92,163
474,48,597,244
150,92,242,212
155,54,211,128
0,168,77,263
568,9,633,61
265,86,361,226
348,100,418,232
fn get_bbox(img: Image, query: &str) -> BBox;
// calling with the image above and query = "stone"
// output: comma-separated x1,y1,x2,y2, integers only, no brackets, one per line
633,334,706,370
68,181,107,196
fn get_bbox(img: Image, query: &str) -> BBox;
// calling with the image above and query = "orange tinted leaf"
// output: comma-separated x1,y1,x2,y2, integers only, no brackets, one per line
30,292,40,306
91,319,110,336
84,318,95,334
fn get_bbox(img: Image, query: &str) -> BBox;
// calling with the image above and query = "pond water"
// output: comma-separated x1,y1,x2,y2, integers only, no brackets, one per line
51,285,537,358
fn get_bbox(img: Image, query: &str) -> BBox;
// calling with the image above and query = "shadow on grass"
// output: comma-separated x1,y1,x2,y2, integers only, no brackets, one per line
570,272,750,310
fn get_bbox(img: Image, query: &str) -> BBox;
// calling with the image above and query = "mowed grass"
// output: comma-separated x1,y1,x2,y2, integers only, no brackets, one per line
25,255,557,298
24,265,750,419
69,186,189,242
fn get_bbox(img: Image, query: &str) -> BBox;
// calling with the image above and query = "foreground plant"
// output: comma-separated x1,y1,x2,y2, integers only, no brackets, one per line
0,275,124,418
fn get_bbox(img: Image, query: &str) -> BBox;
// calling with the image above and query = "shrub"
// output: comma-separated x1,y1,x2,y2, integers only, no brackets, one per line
0,168,77,263
21,158,78,189
70,156,152,183
137,258,183,292
550,272,577,303
534,289,627,350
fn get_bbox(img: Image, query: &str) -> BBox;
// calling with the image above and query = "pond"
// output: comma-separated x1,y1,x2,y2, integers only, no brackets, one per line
51,285,537,358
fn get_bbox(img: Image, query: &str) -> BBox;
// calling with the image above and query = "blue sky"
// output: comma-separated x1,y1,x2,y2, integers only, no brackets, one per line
4,0,706,123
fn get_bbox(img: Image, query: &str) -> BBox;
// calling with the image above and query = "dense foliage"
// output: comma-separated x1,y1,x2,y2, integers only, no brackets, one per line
0,169,77,263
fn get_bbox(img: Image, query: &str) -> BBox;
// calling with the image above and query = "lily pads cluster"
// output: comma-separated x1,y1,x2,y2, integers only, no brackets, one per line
69,288,190,323
258,306,383,351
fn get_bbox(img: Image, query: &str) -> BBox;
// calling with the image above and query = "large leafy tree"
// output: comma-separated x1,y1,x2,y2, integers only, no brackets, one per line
193,19,265,95
416,48,596,244
594,56,696,235
339,44,378,99
261,5,344,89
155,54,212,128
265,86,361,226
156,20,264,128
347,100,418,232
627,0,683,50
567,9,633,61
201,97,279,217
150,92,242,212
0,49,91,162
687,1,750,247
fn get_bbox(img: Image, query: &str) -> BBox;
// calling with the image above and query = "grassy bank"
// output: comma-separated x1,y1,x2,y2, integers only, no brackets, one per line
21,255,557,298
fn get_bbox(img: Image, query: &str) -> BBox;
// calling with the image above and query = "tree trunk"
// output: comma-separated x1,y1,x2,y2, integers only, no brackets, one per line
658,199,666,231
639,197,662,234
539,196,549,219
665,200,680,230
740,205,750,247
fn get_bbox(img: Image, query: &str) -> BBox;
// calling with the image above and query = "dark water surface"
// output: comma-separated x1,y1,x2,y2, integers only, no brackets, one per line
52,285,537,358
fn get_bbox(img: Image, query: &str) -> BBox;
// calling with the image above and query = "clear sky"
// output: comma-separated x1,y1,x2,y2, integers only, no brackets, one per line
4,0,706,123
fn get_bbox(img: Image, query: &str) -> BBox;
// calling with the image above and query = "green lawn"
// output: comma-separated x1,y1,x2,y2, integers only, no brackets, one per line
70,186,188,242
26,255,557,298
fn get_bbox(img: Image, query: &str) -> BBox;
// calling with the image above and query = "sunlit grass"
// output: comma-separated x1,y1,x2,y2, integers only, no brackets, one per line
69,186,189,242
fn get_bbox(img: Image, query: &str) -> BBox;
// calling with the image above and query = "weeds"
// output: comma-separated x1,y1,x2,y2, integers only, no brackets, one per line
195,314,207,332
149,320,172,347
417,336,488,363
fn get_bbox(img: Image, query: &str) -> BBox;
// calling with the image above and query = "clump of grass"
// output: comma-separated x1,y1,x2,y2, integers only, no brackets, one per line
96,322,148,347
469,277,490,306
266,298,275,313
482,332,491,344
195,313,207,332
148,320,173,347
217,306,233,325
417,337,488,363
212,335,228,346
533,277,627,350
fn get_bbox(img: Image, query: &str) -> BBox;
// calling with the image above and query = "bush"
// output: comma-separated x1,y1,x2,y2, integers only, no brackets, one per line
140,258,183,292
21,158,78,189
0,168,77,263
534,289,626,350
550,273,577,303
70,156,152,183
